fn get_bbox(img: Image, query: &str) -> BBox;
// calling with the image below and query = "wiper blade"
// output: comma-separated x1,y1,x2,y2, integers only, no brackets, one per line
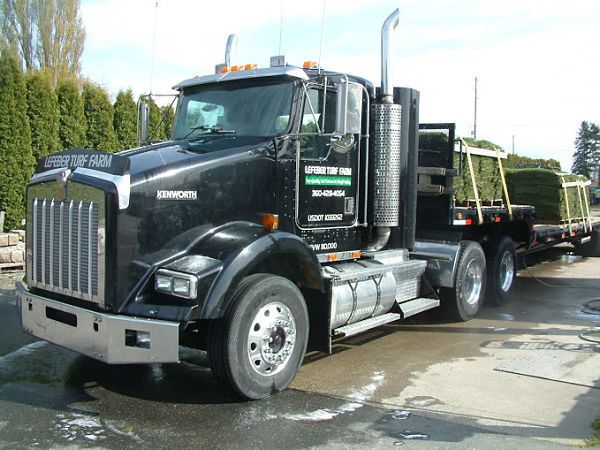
181,125,236,140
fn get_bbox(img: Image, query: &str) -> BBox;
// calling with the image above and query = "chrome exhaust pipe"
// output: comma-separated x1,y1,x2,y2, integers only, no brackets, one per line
225,34,237,67
381,8,399,103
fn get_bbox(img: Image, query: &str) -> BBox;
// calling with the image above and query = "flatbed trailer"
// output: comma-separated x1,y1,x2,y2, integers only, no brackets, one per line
413,123,600,308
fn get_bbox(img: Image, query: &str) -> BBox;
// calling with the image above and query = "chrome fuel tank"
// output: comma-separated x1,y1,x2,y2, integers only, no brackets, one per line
325,260,397,329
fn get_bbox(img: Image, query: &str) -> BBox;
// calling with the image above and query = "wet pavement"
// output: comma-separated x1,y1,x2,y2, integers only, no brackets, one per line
0,248,599,449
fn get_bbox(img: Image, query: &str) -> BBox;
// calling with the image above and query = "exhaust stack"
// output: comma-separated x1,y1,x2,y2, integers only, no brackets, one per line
225,34,237,67
380,8,399,102
366,9,402,252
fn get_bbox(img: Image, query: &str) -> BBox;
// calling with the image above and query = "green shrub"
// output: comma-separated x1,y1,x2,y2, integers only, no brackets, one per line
0,52,34,228
82,81,118,153
56,77,86,149
26,70,60,163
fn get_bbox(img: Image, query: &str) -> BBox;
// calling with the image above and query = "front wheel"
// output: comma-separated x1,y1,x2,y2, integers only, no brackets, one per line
485,236,517,306
439,240,486,321
208,274,309,400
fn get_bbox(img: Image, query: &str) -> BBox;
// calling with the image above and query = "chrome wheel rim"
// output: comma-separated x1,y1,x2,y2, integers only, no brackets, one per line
499,251,515,292
463,259,483,305
247,302,296,376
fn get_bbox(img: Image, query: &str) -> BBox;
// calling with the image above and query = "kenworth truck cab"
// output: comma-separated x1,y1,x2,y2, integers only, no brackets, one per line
17,10,522,399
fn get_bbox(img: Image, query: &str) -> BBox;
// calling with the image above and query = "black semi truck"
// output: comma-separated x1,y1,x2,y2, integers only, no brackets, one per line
17,9,600,399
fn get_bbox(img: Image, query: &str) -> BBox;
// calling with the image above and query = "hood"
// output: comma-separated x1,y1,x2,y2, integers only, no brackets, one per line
122,136,274,182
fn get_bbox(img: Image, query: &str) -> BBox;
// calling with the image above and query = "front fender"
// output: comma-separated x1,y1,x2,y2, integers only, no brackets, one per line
198,228,323,319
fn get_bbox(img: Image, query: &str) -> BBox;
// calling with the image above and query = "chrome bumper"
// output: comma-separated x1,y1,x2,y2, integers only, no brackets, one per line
17,282,180,364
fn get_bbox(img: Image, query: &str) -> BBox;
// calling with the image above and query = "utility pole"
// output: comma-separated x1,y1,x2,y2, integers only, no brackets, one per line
512,135,515,154
473,76,478,140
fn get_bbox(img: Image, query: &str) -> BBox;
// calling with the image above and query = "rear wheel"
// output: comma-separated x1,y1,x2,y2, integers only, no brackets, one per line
439,240,486,321
208,274,309,400
574,229,600,257
485,236,517,306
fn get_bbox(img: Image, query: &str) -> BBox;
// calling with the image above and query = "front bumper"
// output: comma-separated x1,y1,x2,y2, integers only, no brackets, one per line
17,282,180,364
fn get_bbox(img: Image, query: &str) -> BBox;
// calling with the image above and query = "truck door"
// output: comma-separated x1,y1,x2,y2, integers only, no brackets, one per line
295,86,360,233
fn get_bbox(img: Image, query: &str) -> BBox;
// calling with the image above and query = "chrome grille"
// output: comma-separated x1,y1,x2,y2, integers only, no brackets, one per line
27,182,106,305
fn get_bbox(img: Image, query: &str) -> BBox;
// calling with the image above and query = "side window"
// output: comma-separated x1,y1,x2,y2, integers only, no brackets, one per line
300,88,337,160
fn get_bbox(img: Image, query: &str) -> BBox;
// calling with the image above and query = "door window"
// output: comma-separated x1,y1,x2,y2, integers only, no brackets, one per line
299,88,337,160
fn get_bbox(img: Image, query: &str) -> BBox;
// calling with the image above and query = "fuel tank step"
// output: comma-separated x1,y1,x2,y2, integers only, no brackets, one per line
398,297,440,318
333,313,401,338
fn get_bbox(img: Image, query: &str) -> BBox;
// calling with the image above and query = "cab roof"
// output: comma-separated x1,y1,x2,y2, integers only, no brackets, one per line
172,65,309,90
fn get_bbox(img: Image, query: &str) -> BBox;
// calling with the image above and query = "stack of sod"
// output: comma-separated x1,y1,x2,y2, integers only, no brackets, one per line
453,152,504,205
418,132,505,204
505,169,588,223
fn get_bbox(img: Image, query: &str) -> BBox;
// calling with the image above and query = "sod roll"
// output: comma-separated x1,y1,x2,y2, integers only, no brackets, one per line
453,152,504,204
505,169,588,223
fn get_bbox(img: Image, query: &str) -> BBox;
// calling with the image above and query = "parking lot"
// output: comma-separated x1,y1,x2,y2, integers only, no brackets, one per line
0,247,598,449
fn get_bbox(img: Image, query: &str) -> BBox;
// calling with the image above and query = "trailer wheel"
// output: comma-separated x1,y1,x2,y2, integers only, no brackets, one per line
574,229,600,257
439,241,486,321
208,274,309,400
485,236,517,306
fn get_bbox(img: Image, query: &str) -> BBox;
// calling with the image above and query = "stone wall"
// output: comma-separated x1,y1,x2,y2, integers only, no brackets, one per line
0,230,25,265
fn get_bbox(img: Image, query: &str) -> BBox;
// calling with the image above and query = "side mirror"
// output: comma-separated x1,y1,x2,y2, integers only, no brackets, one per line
335,80,362,136
137,100,150,146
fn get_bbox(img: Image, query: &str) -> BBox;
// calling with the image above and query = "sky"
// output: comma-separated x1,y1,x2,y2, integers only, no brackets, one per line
80,0,600,171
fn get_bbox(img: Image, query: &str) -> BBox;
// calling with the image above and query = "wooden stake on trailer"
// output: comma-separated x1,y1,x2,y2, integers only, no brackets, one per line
496,148,513,220
459,138,483,224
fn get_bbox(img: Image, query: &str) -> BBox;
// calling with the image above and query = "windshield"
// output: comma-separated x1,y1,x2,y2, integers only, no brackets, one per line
172,79,294,140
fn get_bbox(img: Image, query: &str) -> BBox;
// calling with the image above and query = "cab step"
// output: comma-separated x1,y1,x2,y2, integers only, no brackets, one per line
398,297,440,318
333,313,401,338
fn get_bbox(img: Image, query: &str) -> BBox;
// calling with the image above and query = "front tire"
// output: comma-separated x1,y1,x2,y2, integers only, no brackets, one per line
439,240,486,321
208,274,309,400
485,236,517,306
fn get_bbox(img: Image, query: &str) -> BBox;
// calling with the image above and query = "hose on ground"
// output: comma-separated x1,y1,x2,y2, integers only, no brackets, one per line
521,251,599,290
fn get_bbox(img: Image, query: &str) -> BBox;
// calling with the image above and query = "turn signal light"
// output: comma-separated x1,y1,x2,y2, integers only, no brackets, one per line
261,213,279,231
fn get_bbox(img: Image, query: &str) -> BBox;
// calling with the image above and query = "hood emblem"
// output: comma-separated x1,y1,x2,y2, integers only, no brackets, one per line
56,168,71,200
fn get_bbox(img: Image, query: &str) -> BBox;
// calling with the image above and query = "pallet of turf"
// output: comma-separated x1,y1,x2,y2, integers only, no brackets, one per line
453,144,505,205
505,169,589,223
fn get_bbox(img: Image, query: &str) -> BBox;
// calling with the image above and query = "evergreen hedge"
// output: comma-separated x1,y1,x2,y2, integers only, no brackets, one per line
82,81,118,152
56,77,87,149
26,70,60,163
113,89,137,149
0,53,35,229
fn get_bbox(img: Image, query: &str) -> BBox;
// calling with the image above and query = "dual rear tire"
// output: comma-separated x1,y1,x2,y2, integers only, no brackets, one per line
440,236,517,321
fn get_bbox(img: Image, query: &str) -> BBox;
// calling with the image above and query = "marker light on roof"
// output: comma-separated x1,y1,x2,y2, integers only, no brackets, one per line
303,60,318,69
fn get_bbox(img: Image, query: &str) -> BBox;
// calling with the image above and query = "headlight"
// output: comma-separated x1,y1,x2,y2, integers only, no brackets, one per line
173,277,191,297
155,274,173,291
154,269,198,300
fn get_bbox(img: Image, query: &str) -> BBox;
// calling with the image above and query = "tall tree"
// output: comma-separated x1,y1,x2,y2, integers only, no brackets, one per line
0,0,85,82
572,121,600,182
113,89,137,149
34,0,85,83
82,81,117,153
56,76,86,148
0,52,34,228
26,69,59,162
0,0,35,71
